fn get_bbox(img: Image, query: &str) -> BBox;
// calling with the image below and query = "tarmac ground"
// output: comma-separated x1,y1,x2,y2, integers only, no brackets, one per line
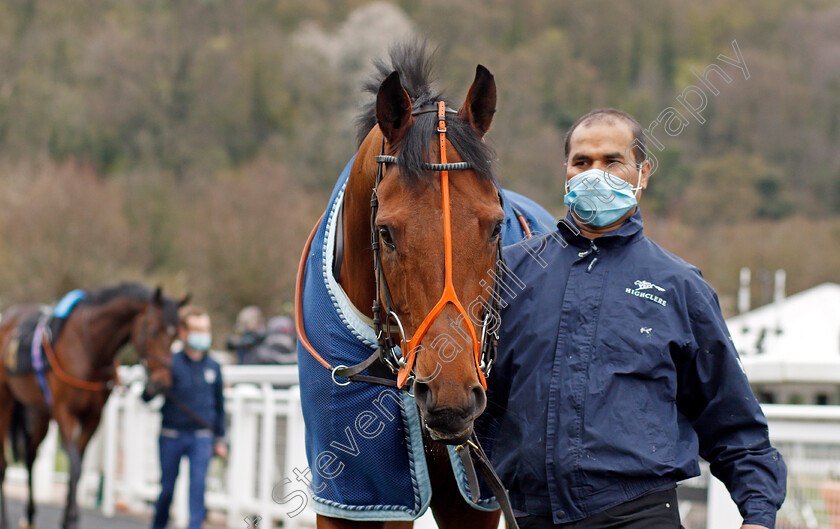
4,498,150,529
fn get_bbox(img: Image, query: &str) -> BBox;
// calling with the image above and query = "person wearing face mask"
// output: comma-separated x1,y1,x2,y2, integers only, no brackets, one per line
483,109,786,528
143,305,227,529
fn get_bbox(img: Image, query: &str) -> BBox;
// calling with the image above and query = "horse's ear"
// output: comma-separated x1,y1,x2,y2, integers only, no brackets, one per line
376,71,413,144
457,64,496,137
153,286,163,305
178,293,192,308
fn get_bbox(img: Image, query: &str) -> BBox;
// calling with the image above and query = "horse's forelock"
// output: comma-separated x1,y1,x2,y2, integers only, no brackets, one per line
395,113,496,185
160,299,180,328
355,43,497,186
356,40,441,147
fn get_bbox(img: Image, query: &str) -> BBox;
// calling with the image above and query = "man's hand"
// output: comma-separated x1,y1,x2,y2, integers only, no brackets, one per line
741,525,768,529
214,441,228,459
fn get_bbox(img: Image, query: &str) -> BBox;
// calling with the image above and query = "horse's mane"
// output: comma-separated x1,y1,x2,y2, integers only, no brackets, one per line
82,282,179,326
356,40,496,184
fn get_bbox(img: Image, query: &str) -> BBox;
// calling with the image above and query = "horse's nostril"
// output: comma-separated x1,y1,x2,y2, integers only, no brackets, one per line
471,384,487,414
413,380,434,409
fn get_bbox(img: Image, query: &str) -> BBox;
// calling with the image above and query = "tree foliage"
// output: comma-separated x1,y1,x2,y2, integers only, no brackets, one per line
0,0,838,324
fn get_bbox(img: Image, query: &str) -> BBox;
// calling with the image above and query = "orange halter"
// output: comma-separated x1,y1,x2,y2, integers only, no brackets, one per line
396,101,485,389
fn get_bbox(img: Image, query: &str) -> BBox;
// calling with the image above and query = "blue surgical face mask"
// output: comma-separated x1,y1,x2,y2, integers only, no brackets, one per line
563,168,641,227
187,332,212,352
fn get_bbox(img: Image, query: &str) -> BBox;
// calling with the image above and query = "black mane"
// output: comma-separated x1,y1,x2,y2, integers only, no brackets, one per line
84,282,153,305
356,41,496,184
82,282,179,326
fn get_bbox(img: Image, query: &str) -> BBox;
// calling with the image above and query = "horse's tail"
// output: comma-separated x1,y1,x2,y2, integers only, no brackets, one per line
9,399,30,463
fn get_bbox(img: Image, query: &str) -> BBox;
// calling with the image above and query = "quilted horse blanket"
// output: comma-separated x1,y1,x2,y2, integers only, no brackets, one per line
297,155,554,520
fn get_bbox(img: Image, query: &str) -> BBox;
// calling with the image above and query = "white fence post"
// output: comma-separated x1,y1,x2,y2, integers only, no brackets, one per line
226,384,245,526
100,390,119,516
78,416,103,509
227,383,259,525
33,421,59,503
123,382,146,513
706,475,741,529
259,382,277,526
284,386,316,529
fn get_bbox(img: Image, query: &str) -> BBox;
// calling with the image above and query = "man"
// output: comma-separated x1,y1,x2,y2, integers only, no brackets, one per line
487,108,786,528
143,305,227,529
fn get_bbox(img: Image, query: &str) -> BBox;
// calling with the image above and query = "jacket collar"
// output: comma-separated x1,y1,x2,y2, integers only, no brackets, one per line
558,208,645,248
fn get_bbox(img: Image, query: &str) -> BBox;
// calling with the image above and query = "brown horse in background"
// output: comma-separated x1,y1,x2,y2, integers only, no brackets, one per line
0,283,184,529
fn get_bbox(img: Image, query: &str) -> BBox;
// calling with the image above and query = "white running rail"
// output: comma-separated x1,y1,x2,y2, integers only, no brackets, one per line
8,367,839,529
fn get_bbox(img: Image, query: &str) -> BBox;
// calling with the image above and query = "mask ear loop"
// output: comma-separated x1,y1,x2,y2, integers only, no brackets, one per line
599,163,646,199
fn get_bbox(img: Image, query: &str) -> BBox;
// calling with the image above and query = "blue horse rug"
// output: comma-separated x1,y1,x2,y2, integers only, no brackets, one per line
297,155,554,520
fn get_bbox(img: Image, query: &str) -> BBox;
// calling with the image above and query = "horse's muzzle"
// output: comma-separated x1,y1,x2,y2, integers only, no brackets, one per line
414,379,486,444
425,424,473,445
422,407,477,445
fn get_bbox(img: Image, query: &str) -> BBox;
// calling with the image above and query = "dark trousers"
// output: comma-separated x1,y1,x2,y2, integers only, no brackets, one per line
516,488,682,529
151,432,214,529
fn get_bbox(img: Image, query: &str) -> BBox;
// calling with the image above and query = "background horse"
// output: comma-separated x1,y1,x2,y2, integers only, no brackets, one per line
0,283,184,529
297,43,553,529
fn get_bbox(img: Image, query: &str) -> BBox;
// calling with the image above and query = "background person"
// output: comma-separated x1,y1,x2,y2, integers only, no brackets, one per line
486,108,786,529
228,311,298,365
242,315,297,365
226,305,266,364
143,305,227,529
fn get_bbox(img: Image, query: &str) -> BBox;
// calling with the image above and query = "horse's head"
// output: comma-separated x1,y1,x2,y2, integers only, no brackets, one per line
133,287,185,395
363,63,501,444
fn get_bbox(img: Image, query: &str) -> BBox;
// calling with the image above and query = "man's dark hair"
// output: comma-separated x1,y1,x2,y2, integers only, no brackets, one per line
563,108,647,165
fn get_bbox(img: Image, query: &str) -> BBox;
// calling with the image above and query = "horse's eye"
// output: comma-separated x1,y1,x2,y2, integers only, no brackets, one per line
378,226,396,249
490,221,503,240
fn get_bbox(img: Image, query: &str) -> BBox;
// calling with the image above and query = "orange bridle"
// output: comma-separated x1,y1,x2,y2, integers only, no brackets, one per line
396,102,485,389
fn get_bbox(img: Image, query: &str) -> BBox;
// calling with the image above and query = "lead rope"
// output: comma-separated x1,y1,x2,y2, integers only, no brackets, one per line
457,433,520,529
295,212,330,370
162,387,220,435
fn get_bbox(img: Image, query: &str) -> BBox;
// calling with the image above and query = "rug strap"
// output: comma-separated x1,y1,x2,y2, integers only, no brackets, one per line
456,443,481,503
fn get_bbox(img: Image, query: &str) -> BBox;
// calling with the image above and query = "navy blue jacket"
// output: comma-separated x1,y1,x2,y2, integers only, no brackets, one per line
143,350,226,440
486,210,786,527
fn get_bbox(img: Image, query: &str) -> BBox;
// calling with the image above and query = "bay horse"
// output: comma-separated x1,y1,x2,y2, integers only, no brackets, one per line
296,43,549,529
0,283,184,529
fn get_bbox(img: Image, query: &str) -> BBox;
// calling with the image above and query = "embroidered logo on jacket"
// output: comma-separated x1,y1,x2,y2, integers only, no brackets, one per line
633,280,666,292
626,280,668,306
